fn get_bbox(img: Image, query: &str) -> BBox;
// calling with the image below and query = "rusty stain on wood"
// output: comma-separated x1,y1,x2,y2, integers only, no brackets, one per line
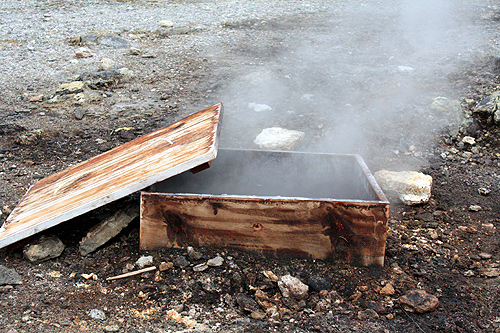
140,150,389,266
0,103,223,249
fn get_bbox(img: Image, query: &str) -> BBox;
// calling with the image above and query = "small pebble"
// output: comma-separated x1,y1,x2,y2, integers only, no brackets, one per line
193,263,208,272
159,261,173,271
104,325,120,332
479,252,492,259
88,309,106,320
469,205,482,212
135,256,153,268
478,188,491,196
207,255,224,267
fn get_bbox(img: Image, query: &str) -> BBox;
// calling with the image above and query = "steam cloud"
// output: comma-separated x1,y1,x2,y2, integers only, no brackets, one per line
214,0,487,170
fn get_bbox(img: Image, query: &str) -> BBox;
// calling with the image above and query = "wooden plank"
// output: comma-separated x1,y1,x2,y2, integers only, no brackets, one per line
140,193,389,266
0,103,223,249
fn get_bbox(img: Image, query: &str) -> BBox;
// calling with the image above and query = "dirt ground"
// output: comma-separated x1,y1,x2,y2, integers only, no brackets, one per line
1,0,500,332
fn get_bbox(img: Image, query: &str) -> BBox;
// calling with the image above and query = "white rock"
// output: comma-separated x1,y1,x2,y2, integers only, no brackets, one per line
207,255,224,267
374,170,432,205
278,274,308,299
99,58,115,71
159,20,174,27
254,127,305,150
88,309,106,320
462,136,476,145
135,255,153,268
248,103,272,112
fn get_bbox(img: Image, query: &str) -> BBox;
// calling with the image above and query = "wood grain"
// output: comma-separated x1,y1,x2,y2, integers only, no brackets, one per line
140,191,389,266
0,103,223,249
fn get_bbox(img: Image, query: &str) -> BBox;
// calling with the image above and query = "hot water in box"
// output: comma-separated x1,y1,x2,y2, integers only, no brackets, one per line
140,107,389,266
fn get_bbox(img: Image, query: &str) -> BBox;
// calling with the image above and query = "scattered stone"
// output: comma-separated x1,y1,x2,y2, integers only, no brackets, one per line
358,308,379,320
55,81,84,95
0,265,22,285
75,47,93,58
186,246,203,260
159,261,174,271
250,310,267,320
79,204,139,255
469,205,482,212
29,94,43,102
479,252,492,260
73,92,85,105
98,57,115,71
193,263,208,272
462,136,476,145
129,47,142,55
104,325,120,332
0,285,14,294
374,170,432,205
236,294,259,312
474,91,500,123
135,255,153,269
248,102,272,112
262,270,279,282
207,255,224,267
380,283,395,296
23,235,65,262
478,188,491,196
399,289,439,313
254,127,305,150
74,109,86,120
365,301,386,314
307,276,332,292
358,285,369,292
278,274,309,299
88,309,106,320
81,273,97,280
479,267,500,278
97,35,129,49
77,68,134,89
255,289,277,310
173,255,190,268
160,20,174,27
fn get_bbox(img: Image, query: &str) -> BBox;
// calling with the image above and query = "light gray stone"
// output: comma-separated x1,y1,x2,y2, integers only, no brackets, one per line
23,235,65,262
207,255,224,267
88,309,106,320
135,255,153,269
79,204,139,256
0,265,22,285
278,274,308,299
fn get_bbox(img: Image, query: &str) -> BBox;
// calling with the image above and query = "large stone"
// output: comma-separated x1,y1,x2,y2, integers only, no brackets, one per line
23,235,65,262
0,265,22,285
399,289,439,313
278,274,309,299
79,204,139,255
374,170,432,205
254,127,305,150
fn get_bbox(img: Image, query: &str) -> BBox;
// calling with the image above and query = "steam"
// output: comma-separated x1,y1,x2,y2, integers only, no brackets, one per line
214,0,486,169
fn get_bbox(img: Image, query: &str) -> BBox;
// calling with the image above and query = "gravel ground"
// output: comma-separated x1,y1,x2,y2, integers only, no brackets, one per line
1,0,500,332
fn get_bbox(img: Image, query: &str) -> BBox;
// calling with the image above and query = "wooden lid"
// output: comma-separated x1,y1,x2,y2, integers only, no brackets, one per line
0,103,223,248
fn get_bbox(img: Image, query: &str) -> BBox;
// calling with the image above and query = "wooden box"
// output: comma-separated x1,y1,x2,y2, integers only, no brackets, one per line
140,148,389,266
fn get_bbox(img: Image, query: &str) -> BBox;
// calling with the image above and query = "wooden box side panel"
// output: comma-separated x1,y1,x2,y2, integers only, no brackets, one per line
140,193,389,266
